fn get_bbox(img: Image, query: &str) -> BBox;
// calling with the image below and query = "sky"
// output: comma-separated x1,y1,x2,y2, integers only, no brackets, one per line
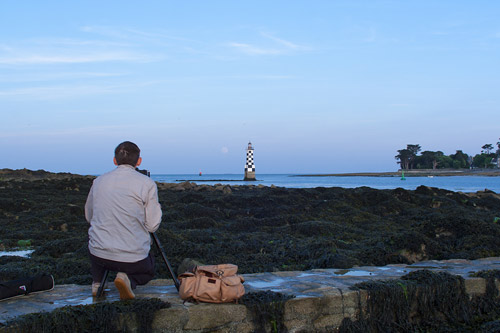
1,1,499,175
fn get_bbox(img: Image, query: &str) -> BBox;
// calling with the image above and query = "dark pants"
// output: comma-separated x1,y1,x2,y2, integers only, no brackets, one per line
90,252,155,289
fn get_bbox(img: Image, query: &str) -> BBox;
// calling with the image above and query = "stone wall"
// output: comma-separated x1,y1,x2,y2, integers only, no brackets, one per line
134,277,495,332
138,290,368,332
2,261,499,332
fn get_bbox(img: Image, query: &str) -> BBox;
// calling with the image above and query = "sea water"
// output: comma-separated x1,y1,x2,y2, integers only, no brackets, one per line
151,174,500,193
0,249,34,258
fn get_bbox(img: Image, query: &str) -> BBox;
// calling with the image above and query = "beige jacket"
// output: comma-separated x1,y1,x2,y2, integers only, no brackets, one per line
85,165,162,262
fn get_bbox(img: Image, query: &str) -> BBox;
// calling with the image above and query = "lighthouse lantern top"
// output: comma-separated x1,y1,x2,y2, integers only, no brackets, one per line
247,142,253,150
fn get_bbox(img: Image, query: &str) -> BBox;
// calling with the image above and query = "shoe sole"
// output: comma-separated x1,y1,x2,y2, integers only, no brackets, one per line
114,278,135,300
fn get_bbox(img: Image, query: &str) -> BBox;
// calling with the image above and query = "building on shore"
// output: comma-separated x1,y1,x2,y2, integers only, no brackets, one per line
244,142,256,181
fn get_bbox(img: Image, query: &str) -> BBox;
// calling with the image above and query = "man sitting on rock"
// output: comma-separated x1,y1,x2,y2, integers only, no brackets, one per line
85,141,162,299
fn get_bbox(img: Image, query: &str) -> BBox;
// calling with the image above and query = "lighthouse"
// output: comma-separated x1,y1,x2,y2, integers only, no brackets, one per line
244,141,256,181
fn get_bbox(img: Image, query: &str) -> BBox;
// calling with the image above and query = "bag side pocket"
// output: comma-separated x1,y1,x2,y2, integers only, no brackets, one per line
221,275,245,302
178,272,196,300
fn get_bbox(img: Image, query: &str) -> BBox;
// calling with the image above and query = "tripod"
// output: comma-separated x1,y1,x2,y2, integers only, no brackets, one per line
152,232,180,290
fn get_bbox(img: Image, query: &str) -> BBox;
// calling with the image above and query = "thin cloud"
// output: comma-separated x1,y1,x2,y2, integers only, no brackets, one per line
0,52,157,65
0,81,157,100
0,125,130,139
29,37,133,48
81,25,200,44
260,32,302,50
81,25,132,39
0,35,163,65
0,72,126,83
230,32,307,56
229,42,282,55
0,85,117,99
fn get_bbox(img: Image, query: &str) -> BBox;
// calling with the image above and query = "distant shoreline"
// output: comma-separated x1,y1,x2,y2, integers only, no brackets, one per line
2,168,500,180
295,169,500,177
175,179,257,182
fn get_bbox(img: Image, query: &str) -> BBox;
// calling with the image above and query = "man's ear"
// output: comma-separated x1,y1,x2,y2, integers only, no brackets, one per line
135,157,142,167
113,157,118,166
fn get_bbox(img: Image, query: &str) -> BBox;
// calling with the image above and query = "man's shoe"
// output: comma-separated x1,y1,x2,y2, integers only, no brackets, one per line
114,272,135,300
91,282,101,297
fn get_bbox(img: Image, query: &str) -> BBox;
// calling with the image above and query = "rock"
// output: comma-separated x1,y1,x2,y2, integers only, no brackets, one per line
177,258,205,276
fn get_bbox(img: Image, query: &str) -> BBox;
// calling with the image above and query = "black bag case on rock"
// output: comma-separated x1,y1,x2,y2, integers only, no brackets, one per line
0,273,54,300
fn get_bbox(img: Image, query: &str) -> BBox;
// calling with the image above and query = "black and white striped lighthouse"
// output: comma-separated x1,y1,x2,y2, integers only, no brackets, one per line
244,141,256,181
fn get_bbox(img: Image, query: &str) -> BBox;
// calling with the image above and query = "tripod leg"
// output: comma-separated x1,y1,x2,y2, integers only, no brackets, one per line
152,233,180,291
96,269,109,297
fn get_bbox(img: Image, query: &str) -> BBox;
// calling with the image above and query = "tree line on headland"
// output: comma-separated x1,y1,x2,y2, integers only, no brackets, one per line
395,139,500,170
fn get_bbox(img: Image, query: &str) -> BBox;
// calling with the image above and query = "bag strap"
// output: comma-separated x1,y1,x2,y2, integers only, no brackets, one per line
196,265,233,278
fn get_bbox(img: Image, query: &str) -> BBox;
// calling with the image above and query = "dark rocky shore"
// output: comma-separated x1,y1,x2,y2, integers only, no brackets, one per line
1,168,500,286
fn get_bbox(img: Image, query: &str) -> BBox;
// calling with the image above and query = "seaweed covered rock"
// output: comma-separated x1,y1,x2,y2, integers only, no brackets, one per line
2,298,170,333
240,290,295,333
1,170,500,284
341,270,500,332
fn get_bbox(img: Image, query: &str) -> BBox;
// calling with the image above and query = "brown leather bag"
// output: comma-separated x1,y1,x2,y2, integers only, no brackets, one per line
178,264,245,303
